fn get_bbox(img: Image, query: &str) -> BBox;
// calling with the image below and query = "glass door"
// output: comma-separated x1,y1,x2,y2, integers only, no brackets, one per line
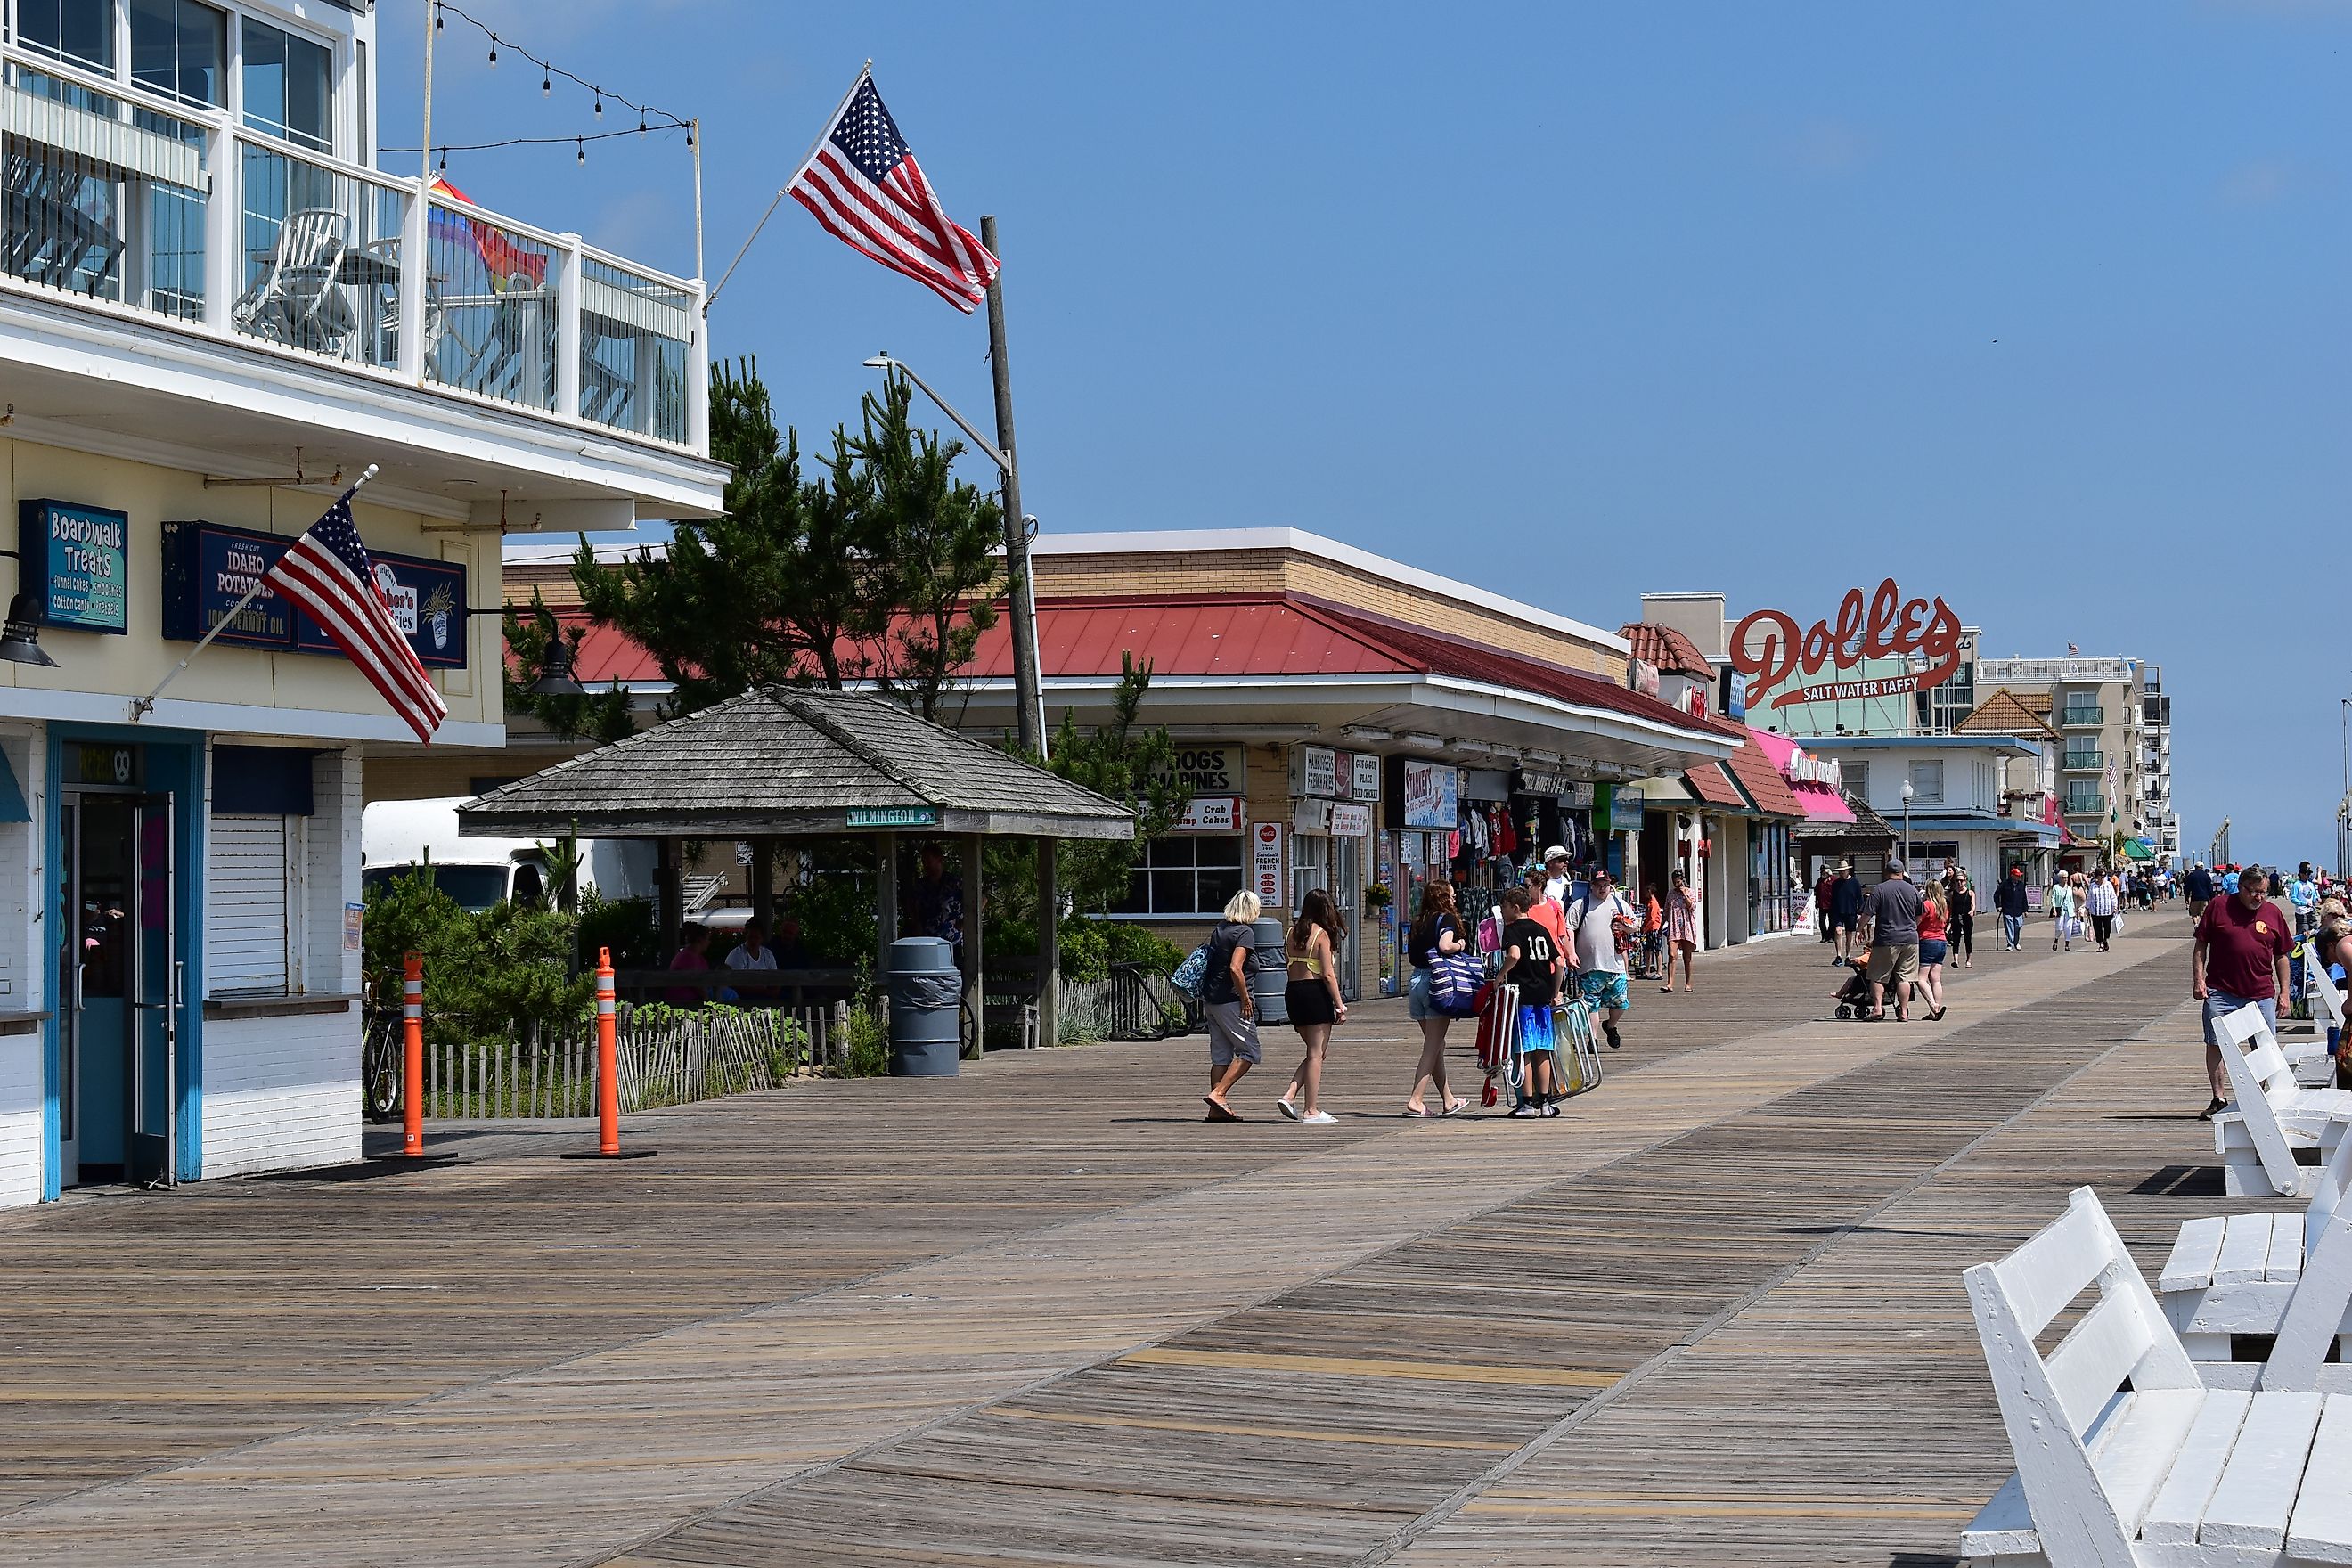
61,796,137,1186
1333,834,1362,1000
127,795,179,1188
59,790,178,1188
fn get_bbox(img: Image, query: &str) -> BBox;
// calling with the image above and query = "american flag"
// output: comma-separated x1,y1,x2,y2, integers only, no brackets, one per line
262,489,449,743
788,69,1000,313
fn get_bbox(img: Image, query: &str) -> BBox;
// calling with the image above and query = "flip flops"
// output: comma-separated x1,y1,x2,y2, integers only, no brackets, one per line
1203,1096,1241,1122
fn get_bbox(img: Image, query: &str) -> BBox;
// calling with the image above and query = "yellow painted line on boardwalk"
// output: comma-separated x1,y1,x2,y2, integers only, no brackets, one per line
1115,1347,1619,1387
984,1405,1520,1451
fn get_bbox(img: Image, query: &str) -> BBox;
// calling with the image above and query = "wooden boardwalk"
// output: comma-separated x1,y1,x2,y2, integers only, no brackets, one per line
0,919,2241,1565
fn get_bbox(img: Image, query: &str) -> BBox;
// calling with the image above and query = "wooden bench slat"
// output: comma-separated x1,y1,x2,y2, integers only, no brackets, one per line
2140,1389,2250,1548
2287,1394,2352,1564
2090,1389,2203,1539
2046,1294,2163,1435
1992,1199,2111,1335
1959,1468,2037,1557
2268,1213,2307,1284
2213,1214,2274,1286
2160,1216,2228,1292
2200,1390,2323,1551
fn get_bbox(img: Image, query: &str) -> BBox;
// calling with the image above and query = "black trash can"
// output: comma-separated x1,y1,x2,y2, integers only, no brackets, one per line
886,936,962,1076
1248,914,1289,1027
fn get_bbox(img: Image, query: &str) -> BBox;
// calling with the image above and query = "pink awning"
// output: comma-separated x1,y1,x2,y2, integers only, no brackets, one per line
1751,729,1854,823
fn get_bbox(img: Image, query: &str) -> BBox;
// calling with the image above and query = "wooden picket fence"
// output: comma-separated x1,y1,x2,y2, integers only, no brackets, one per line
422,1004,831,1120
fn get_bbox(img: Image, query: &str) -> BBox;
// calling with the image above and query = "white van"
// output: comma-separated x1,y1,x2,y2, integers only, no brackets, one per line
360,796,655,912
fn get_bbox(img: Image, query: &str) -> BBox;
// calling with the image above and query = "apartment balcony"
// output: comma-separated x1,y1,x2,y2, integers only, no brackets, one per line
1979,657,2135,683
2063,795,2105,819
2,49,721,524
2062,749,2103,772
2059,706,2103,729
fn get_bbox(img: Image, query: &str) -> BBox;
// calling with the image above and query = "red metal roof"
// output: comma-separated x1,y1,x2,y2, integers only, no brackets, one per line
1684,762,1749,809
1305,602,1727,742
523,592,1728,749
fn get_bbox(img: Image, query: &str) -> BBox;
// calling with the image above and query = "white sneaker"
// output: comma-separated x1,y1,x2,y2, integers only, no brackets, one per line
1300,1110,1336,1124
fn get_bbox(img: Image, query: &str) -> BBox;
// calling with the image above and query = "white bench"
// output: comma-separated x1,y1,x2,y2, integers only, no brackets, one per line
1961,1187,2352,1566
2212,1002,2352,1198
2294,939,2343,1089
2160,1133,2352,1384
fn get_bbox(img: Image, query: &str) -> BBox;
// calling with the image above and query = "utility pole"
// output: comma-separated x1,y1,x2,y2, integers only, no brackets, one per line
980,214,1045,759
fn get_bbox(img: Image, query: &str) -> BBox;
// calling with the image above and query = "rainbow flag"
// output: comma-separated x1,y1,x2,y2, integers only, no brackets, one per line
427,176,548,292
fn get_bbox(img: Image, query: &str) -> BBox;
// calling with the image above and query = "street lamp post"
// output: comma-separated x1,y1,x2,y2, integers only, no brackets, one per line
862,352,1046,756
1900,779,1914,867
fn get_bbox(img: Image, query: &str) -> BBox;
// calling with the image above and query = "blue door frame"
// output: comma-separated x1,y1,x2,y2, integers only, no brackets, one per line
44,726,204,1198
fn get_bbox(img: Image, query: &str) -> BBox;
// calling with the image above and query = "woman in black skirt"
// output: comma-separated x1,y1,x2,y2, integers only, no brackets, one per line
1276,887,1350,1124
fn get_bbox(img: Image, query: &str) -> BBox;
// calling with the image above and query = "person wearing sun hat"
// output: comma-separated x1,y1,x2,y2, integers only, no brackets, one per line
1540,845,1572,909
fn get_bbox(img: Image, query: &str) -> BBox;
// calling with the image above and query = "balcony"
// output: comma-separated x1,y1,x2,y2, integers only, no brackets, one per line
1979,657,2135,683
2064,799,2104,820
1,46,717,520
2062,749,2103,772
2060,706,2103,729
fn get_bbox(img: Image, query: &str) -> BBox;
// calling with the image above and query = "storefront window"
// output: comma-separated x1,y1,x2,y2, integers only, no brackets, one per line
1112,835,1243,918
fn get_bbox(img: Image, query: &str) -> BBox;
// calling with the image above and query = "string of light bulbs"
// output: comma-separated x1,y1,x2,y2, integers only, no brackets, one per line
383,125,690,169
426,0,692,144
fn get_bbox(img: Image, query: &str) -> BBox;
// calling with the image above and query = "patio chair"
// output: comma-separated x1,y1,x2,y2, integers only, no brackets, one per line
232,206,358,358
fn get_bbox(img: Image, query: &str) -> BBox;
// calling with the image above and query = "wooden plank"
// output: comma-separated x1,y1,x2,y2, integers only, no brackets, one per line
2269,1211,2307,1283
2140,1389,2250,1549
2200,1390,2323,1550
2159,1215,2226,1291
2213,1212,2275,1285
2287,1394,2352,1564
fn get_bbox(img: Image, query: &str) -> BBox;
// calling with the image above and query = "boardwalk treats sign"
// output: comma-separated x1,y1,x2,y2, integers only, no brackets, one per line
1729,580,1964,712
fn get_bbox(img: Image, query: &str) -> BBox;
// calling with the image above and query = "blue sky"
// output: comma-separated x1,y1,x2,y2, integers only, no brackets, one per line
384,1,2352,867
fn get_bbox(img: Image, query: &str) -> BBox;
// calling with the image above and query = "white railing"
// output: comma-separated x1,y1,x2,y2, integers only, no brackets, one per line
0,45,706,455
1977,657,2135,683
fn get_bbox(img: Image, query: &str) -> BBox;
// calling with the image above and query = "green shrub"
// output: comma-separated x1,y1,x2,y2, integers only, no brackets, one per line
1100,921,1185,974
789,876,878,972
842,997,890,1077
362,868,593,1051
577,890,660,971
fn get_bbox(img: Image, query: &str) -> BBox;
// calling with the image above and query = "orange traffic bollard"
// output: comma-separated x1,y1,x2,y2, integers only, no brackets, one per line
401,952,425,1158
595,946,620,1155
566,945,655,1161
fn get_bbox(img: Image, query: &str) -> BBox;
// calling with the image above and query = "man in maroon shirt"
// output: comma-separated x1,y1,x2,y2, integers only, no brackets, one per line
2192,864,2292,1118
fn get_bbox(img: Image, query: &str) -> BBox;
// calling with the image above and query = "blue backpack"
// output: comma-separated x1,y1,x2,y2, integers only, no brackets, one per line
1170,943,1212,999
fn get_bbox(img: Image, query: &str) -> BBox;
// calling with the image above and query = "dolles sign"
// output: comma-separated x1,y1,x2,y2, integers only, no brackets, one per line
1729,578,1965,712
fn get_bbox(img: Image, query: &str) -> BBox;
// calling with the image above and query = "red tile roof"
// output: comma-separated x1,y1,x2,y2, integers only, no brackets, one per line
1719,739,1806,818
1618,621,1714,679
1685,762,1749,809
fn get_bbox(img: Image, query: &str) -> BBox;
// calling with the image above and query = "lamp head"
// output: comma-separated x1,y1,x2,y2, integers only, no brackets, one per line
525,634,586,698
0,593,56,668
862,354,893,371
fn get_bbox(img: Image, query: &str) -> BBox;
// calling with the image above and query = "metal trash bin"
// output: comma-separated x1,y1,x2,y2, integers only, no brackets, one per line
1248,915,1289,1027
886,936,962,1076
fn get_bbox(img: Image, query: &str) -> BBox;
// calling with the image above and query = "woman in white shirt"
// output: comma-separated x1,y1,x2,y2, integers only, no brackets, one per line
2047,875,2078,953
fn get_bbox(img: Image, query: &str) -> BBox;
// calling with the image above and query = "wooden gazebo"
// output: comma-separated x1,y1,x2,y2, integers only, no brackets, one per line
457,687,1135,1048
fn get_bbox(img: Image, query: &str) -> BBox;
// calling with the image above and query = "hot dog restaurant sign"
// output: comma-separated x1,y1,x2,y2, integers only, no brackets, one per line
1729,579,1964,713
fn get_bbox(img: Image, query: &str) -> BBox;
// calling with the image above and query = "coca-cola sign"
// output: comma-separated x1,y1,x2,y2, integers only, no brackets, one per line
1729,580,1964,713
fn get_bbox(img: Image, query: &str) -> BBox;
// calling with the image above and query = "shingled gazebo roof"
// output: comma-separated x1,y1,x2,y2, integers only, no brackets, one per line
459,688,1136,842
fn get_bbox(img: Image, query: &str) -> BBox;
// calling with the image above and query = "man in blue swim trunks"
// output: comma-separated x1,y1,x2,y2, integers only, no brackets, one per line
1565,868,1636,1051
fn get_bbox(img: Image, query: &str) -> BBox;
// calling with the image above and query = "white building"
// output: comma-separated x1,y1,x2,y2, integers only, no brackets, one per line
1799,733,2062,896
0,0,724,1202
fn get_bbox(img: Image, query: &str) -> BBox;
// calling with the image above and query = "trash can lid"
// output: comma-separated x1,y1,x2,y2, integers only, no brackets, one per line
886,935,957,973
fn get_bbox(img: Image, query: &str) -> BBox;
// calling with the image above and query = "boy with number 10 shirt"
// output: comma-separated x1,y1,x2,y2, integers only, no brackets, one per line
1500,886,1564,1118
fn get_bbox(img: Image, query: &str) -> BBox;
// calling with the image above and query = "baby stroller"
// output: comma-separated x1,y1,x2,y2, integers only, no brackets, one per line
1832,958,1873,1020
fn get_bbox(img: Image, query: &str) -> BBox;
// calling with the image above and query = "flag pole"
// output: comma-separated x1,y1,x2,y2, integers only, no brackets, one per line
130,464,380,722
707,61,870,309
978,214,1044,760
